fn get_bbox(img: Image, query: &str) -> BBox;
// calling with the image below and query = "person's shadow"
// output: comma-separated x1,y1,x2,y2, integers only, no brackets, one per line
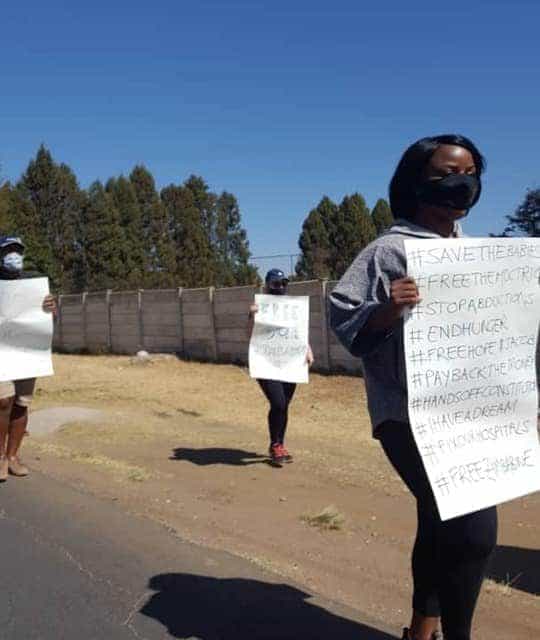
170,447,270,466
487,545,539,595
139,572,397,639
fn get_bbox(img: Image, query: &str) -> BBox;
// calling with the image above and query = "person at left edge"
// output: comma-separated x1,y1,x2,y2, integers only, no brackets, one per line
0,236,57,481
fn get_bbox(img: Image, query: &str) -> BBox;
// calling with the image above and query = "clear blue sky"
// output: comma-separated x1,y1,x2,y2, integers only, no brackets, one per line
2,1,539,269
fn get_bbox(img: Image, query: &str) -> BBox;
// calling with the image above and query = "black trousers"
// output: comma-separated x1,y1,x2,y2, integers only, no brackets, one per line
378,421,498,640
257,379,297,445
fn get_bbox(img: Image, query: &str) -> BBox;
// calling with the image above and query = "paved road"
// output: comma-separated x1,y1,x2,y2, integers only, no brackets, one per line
1,472,397,639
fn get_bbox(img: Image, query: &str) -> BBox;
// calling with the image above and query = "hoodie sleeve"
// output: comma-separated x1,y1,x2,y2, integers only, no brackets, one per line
329,243,406,357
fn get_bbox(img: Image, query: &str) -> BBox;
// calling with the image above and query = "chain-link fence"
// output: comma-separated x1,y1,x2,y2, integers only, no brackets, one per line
250,253,300,280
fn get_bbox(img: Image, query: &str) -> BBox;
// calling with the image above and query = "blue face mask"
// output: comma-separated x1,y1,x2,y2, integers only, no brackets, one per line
2,251,24,273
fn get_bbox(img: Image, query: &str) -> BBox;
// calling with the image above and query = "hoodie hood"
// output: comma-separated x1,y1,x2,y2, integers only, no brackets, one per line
382,218,464,239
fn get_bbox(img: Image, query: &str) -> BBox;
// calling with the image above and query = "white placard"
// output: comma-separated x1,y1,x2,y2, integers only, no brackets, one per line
0,278,54,382
404,238,540,520
249,294,309,384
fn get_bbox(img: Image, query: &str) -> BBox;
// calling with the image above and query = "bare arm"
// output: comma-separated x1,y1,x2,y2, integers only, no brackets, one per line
247,303,258,338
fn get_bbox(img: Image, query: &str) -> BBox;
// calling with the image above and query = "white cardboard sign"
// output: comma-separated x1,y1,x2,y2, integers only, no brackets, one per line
404,238,540,520
249,294,309,384
0,277,54,382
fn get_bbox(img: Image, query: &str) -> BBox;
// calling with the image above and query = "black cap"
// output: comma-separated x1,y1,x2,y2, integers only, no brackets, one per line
265,268,289,285
0,236,24,251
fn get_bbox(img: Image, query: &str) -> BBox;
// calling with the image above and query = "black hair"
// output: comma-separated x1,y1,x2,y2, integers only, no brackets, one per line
389,134,486,221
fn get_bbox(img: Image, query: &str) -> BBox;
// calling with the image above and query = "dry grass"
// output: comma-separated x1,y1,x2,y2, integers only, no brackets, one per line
29,354,382,489
34,354,372,444
484,575,529,599
301,505,346,531
30,441,154,482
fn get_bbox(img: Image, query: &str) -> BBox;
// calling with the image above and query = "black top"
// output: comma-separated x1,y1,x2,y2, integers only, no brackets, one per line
0,269,42,281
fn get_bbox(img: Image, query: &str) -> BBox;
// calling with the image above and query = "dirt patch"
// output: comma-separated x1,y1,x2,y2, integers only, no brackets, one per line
29,407,107,437
23,355,540,639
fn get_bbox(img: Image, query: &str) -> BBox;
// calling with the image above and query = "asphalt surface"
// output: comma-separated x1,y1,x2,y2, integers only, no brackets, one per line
0,471,398,639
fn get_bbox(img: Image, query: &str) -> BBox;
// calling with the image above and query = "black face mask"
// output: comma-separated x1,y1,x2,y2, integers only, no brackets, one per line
416,173,481,211
268,287,287,296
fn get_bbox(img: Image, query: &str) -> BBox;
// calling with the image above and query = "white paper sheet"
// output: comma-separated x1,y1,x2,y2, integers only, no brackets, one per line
404,238,540,520
0,277,54,382
249,294,309,384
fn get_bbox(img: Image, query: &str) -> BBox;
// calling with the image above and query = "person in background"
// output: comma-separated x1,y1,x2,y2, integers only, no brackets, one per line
248,269,314,465
330,135,497,640
0,236,56,480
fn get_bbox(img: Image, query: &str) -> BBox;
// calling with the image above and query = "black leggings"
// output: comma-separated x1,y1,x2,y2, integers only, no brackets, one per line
378,421,497,640
257,379,297,445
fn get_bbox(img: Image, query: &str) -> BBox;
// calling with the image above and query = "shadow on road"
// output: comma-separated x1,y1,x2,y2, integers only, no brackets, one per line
487,544,539,595
170,447,269,466
140,572,397,639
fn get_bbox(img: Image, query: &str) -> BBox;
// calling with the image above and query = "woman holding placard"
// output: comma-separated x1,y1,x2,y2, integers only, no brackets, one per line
330,136,497,640
0,236,56,481
248,268,314,465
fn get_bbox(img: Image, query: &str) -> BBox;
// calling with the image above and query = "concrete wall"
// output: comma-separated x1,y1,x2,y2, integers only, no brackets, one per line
86,291,110,352
141,289,182,353
53,281,364,375
214,285,257,365
110,291,141,354
58,294,85,352
181,288,217,362
54,281,539,384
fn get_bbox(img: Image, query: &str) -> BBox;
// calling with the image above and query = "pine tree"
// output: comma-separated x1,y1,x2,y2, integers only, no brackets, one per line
500,189,540,237
147,199,177,287
4,148,257,292
15,145,84,292
184,175,217,242
215,191,257,286
14,146,57,283
129,165,176,287
0,182,13,231
371,198,394,236
331,193,376,278
81,181,126,290
129,165,156,237
106,176,145,288
161,184,214,287
54,163,85,292
295,196,336,279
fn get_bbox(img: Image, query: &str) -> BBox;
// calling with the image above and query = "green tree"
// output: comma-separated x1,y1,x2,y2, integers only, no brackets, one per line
295,196,336,280
371,198,394,236
499,188,540,237
129,165,176,287
184,174,217,244
0,181,13,231
14,146,57,280
215,191,257,286
106,176,145,288
14,145,84,292
161,184,214,287
81,181,126,290
332,193,376,278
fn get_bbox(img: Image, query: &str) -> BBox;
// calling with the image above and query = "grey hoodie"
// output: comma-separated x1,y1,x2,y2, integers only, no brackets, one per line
329,219,463,436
